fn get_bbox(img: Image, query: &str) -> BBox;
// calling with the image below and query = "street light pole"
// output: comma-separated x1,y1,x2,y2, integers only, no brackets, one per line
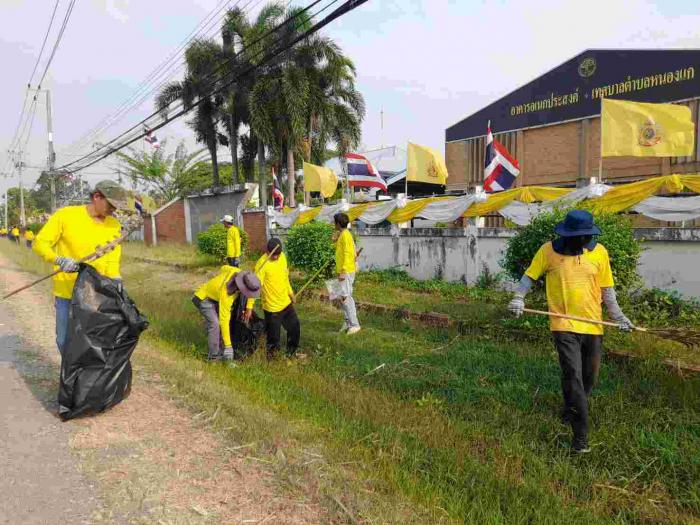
45,89,57,211
16,158,26,227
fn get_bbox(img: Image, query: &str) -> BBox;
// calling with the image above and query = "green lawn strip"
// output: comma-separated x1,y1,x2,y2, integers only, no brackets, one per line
4,242,699,523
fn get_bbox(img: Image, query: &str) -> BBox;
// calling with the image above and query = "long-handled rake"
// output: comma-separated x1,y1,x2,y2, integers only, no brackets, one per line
523,308,700,348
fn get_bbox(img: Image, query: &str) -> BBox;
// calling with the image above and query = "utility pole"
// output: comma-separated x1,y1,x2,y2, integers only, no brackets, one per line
45,89,57,211
14,156,26,227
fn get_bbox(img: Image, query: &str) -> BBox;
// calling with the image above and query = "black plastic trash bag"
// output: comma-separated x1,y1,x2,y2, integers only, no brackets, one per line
59,265,148,420
229,293,265,359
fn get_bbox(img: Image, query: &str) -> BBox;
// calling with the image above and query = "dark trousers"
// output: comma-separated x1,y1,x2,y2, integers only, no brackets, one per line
264,305,300,357
552,331,602,443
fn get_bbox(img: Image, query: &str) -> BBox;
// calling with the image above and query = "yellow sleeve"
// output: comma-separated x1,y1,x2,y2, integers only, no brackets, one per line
227,227,241,258
597,247,615,288
246,256,267,309
524,244,549,281
33,211,63,263
218,281,235,348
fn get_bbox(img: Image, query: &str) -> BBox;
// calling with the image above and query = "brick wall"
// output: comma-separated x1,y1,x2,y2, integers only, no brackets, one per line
242,210,268,253
144,217,154,246
521,121,580,185
155,200,187,244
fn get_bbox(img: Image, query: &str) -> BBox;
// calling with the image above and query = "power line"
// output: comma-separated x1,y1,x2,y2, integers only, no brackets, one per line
60,0,260,159
28,0,61,88
37,0,77,89
60,0,333,172
60,0,368,174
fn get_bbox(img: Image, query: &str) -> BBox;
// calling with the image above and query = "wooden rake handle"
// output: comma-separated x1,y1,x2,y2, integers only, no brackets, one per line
296,247,363,299
522,308,647,333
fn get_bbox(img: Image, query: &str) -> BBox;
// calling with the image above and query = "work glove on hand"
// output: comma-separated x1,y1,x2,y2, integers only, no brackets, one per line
508,295,525,317
55,256,80,273
223,346,234,361
615,316,635,332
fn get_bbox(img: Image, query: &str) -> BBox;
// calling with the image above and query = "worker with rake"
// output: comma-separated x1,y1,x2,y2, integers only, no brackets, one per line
508,209,634,454
33,180,131,355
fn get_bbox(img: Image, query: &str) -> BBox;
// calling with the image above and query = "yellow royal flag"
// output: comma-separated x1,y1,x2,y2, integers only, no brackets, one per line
406,142,449,185
601,99,695,157
303,162,338,198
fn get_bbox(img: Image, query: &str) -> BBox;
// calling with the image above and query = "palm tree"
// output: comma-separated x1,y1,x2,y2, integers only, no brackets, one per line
156,39,226,188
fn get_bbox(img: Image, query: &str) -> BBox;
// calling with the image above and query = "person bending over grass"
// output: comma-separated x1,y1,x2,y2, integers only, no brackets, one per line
193,266,260,362
244,238,300,359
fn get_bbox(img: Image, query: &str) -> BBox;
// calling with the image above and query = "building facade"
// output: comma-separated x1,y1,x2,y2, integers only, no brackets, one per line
445,50,700,194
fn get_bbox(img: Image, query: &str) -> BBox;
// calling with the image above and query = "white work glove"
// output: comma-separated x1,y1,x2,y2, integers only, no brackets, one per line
508,295,525,317
616,316,635,332
223,346,234,361
55,256,80,273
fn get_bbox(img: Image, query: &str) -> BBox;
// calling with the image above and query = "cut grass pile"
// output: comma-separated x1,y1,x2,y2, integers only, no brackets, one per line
3,238,700,524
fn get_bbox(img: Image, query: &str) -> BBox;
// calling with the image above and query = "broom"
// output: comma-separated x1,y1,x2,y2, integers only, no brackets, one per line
522,308,700,348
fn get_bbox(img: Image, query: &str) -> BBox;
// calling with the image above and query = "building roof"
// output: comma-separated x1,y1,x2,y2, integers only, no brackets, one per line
446,49,700,143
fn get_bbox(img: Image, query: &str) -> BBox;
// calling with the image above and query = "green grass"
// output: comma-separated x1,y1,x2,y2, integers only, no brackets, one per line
3,239,700,524
122,241,221,268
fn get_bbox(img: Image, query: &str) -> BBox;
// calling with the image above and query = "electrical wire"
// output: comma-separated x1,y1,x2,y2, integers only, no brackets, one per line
59,0,337,172
60,0,258,158
28,0,61,88
37,0,77,89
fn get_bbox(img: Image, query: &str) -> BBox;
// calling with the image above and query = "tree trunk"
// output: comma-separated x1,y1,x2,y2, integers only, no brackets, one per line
230,113,240,183
210,139,220,189
258,140,267,208
287,146,296,208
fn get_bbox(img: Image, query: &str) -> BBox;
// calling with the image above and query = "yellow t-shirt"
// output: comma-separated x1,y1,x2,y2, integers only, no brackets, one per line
33,205,122,299
335,229,356,275
226,225,241,259
525,242,614,335
251,252,293,313
24,231,35,241
194,265,253,347
11,228,19,237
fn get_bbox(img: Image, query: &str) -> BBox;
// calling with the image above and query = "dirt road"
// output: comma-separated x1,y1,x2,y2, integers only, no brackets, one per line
0,254,332,524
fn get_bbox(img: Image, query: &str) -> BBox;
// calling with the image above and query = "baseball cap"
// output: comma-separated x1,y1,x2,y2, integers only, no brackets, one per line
220,214,234,224
94,180,130,211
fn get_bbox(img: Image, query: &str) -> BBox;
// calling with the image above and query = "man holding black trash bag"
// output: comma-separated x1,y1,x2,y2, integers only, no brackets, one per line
33,180,130,355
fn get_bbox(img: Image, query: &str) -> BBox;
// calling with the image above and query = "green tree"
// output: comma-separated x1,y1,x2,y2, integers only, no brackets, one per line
116,141,209,203
156,40,227,188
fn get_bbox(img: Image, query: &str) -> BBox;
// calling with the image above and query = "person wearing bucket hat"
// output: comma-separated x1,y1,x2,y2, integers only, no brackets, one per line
220,214,242,267
33,180,128,355
192,266,261,362
507,209,634,454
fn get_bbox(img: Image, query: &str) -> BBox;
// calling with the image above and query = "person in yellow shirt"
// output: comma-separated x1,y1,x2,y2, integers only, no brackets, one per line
0,227,6,238
507,210,633,454
11,226,20,244
33,180,130,354
333,213,360,334
193,266,260,362
221,214,242,267
24,228,35,248
244,238,299,359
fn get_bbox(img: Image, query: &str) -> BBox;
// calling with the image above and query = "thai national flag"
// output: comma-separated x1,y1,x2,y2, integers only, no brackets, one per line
144,129,161,150
483,124,520,192
345,152,387,192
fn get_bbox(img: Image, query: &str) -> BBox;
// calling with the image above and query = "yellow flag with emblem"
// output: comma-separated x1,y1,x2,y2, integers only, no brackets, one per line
601,99,695,157
406,142,449,184
303,162,338,198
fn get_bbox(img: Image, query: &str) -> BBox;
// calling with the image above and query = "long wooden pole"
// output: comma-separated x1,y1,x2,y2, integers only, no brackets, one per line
296,247,363,298
522,307,647,332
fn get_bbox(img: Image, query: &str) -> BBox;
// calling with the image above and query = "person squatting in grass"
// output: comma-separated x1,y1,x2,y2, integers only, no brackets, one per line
244,237,300,359
222,214,242,267
333,212,361,335
33,180,131,355
192,266,261,362
507,210,634,454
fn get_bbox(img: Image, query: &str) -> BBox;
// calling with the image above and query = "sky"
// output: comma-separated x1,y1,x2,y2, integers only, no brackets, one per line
2,0,700,195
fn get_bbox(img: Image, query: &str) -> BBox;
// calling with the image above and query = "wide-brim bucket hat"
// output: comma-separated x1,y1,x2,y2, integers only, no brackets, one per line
554,209,601,237
228,270,261,298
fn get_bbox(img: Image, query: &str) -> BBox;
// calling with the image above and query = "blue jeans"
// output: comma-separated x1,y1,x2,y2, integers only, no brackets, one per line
55,297,71,355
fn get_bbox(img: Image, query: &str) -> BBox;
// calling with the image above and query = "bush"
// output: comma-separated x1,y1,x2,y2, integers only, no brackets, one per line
26,222,43,234
286,221,335,275
501,208,642,292
196,223,249,261
626,288,700,327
